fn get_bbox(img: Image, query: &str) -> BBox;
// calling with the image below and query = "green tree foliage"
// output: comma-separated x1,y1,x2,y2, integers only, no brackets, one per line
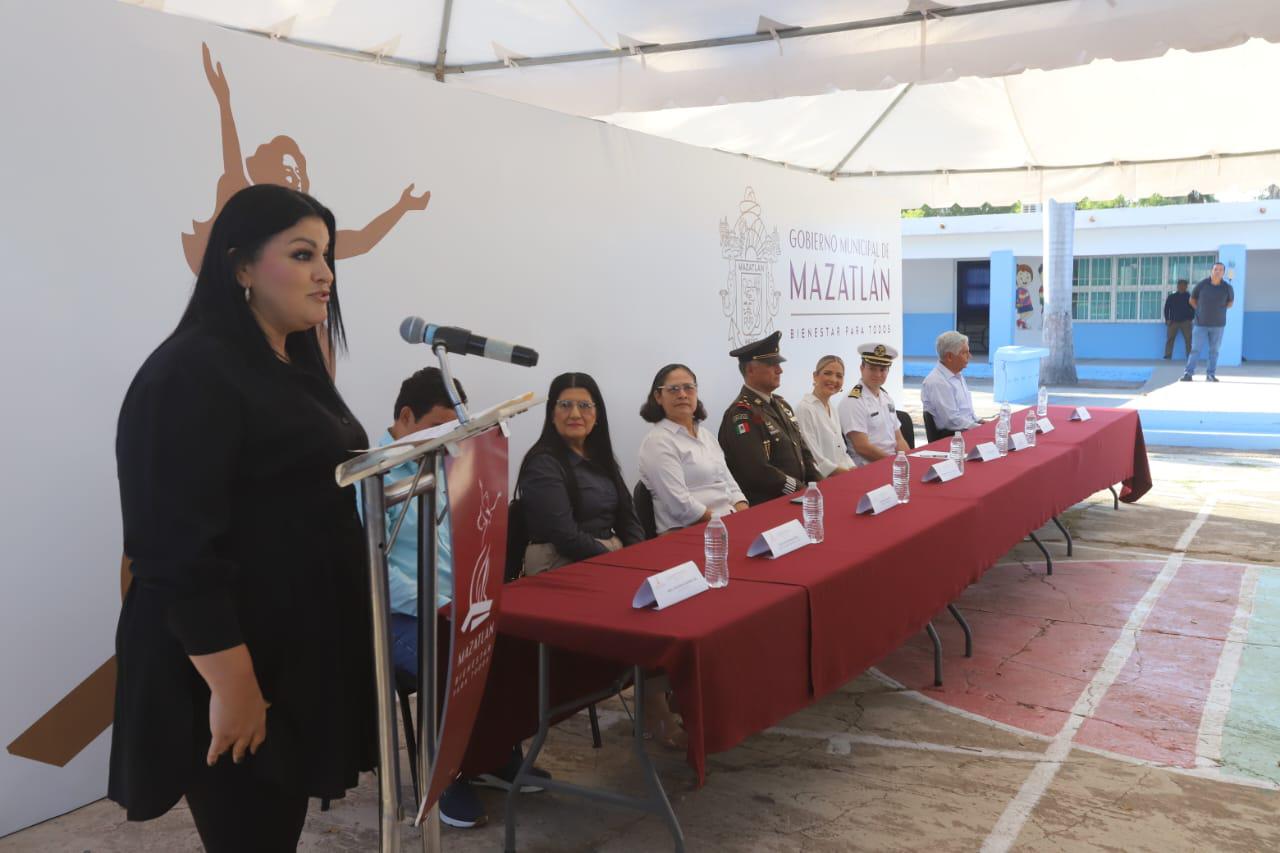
902,192,1219,217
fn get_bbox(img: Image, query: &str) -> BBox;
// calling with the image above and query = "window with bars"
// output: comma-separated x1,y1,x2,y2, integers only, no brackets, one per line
1069,253,1217,322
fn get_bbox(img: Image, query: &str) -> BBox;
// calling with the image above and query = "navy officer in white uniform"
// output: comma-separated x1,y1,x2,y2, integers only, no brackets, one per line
839,342,910,466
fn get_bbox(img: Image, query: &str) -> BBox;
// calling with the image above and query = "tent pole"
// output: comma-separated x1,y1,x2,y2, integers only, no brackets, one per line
434,0,455,82
440,0,1072,75
220,0,1072,78
826,83,914,179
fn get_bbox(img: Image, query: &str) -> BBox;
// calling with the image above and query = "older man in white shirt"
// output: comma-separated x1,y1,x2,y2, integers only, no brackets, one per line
921,331,983,436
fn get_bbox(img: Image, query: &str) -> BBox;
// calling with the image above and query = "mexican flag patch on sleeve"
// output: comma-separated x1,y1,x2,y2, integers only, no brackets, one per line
736,422,750,435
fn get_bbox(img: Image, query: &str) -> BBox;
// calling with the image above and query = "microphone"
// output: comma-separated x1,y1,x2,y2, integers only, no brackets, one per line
399,317,539,367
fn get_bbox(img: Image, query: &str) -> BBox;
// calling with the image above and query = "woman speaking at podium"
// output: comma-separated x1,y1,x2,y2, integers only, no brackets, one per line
112,184,375,851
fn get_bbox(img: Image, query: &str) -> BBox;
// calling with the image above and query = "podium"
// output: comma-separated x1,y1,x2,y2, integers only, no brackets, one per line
337,359,538,853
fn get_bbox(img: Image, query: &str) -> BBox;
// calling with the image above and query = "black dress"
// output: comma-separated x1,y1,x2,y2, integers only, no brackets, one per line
110,324,376,820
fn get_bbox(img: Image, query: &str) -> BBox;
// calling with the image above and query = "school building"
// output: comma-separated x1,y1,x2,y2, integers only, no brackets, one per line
902,201,1280,365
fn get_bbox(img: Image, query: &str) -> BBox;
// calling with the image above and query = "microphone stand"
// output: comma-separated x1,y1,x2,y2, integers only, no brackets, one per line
411,344,467,852
435,344,471,425
353,327,536,852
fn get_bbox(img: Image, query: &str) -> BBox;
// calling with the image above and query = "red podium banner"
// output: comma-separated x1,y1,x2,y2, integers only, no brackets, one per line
417,427,507,821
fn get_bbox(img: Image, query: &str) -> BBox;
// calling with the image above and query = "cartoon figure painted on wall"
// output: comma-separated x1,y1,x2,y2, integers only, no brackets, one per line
183,43,432,371
1015,263,1035,329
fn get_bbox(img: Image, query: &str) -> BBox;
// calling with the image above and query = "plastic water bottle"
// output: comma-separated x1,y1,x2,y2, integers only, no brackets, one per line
1000,401,1012,423
893,451,911,503
995,417,1010,457
949,432,966,474
1037,385,1049,417
1024,412,1037,447
703,513,729,588
802,482,824,543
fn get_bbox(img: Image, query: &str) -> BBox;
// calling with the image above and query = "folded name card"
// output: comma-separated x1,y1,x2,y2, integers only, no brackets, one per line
747,519,811,559
966,442,1001,462
922,459,962,482
856,483,901,515
1010,432,1031,451
1037,417,1054,434
631,561,710,610
1070,407,1092,421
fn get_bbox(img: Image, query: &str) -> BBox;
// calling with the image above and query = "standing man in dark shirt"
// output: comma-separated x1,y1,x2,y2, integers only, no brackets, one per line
718,331,821,504
1182,262,1235,382
1162,279,1194,359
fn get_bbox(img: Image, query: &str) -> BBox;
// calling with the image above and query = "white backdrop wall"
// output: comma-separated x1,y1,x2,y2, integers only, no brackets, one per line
902,259,955,313
1245,251,1280,311
0,0,900,835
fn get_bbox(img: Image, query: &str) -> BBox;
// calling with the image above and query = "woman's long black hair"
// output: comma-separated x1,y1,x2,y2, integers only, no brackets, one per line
518,372,629,504
174,184,347,376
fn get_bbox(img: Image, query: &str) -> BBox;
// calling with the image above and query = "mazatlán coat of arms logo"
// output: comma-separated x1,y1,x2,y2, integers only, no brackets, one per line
720,187,782,347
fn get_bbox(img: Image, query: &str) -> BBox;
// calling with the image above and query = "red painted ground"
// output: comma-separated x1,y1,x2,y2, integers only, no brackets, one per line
876,560,1245,766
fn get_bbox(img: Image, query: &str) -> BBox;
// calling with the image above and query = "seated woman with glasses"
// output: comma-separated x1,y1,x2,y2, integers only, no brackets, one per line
516,373,684,749
793,355,857,477
515,372,644,576
638,364,748,534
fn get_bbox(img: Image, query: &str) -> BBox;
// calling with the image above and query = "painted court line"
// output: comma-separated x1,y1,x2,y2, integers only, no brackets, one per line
866,668,1054,744
767,726,1046,763
979,496,1217,853
1072,742,1280,792
1196,565,1262,769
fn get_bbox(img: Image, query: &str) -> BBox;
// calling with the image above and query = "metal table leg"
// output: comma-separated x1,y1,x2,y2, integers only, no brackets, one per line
360,477,403,852
947,604,973,658
1108,485,1119,510
925,622,943,687
1051,515,1073,556
504,644,686,853
1028,531,1053,575
588,704,603,749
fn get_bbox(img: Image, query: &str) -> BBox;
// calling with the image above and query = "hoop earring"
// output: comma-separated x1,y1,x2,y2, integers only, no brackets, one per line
243,287,251,303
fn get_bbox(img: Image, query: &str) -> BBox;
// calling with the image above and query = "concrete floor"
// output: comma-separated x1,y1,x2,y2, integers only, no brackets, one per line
4,445,1278,852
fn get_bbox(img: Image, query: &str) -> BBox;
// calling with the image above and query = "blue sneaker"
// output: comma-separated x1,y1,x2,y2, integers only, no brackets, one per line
438,780,487,829
472,747,551,793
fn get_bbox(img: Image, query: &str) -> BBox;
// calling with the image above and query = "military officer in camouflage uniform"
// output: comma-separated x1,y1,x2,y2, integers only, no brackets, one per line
718,331,821,505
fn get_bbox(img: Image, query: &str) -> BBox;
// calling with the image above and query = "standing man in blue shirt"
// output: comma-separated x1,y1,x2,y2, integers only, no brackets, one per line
1162,279,1194,359
1182,263,1235,382
372,367,549,828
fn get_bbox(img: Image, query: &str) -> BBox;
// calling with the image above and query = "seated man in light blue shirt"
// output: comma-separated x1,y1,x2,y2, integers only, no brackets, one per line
378,368,464,675
920,331,983,437
373,367,548,828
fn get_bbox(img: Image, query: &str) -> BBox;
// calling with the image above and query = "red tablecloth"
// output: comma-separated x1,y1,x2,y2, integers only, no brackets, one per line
463,563,811,783
465,406,1150,782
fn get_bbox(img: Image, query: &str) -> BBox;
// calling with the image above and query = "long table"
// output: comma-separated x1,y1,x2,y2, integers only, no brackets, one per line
466,405,1151,849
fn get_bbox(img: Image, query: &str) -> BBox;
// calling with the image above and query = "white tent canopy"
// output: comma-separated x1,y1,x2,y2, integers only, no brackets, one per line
605,39,1280,205
134,0,1280,204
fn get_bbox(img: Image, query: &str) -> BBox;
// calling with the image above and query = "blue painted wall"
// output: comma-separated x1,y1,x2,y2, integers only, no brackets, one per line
904,313,954,357
1244,312,1280,361
1070,323,1168,359
906,314,1280,360
988,251,1015,361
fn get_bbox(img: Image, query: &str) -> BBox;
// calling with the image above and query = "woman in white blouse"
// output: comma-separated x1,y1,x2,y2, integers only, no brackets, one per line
794,355,857,477
638,364,748,534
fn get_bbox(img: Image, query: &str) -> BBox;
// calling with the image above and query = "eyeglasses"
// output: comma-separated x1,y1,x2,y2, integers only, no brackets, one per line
555,399,596,412
658,383,698,395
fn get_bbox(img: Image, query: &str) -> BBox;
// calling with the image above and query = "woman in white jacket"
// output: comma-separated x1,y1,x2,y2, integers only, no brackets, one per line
794,355,857,477
637,363,748,535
